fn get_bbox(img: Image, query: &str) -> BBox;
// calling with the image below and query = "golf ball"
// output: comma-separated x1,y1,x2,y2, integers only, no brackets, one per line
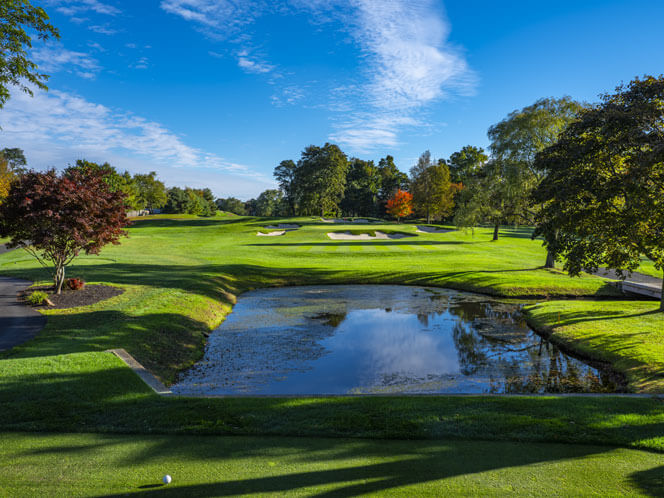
163,475,172,484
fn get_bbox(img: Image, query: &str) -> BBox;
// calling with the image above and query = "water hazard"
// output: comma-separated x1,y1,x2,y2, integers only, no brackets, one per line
172,285,619,395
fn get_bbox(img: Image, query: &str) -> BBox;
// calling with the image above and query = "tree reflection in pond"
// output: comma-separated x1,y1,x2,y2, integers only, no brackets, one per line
172,285,620,396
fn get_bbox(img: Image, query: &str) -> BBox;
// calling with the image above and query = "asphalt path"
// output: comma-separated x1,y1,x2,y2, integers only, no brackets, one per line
0,244,46,351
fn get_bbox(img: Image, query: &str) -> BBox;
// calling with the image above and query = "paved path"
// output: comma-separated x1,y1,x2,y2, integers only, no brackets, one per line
594,268,662,299
0,277,46,351
0,244,47,351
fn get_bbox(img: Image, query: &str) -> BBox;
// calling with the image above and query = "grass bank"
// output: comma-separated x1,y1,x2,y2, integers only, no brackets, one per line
525,300,664,393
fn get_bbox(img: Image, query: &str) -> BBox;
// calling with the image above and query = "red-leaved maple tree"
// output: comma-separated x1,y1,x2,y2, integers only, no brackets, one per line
385,189,413,222
0,169,129,294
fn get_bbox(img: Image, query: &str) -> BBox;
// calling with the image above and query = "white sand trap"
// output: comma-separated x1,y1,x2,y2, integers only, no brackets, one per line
265,224,300,229
327,231,412,240
257,230,286,236
416,225,453,234
320,218,345,223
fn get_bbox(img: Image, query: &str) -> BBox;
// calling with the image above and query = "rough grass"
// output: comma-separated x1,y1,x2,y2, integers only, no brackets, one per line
525,300,664,393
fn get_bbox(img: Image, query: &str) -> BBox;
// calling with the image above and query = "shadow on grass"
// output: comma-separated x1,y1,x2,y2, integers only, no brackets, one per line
2,365,664,494
629,465,664,497
247,240,466,247
129,217,255,229
531,308,662,328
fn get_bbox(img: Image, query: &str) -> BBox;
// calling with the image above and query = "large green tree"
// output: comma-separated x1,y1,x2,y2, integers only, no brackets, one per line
410,151,458,223
377,155,409,214
0,0,59,109
254,189,285,217
533,75,664,309
273,159,297,215
340,158,381,217
295,143,348,216
448,145,488,184
133,171,167,211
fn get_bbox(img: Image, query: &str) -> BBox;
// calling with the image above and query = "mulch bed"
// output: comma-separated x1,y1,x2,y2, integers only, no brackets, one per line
20,284,124,310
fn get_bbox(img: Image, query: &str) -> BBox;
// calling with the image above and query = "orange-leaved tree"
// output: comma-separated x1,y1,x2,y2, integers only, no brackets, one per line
385,189,413,223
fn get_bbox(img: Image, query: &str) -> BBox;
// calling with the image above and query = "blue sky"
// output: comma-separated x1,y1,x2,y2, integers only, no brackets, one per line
1,0,663,199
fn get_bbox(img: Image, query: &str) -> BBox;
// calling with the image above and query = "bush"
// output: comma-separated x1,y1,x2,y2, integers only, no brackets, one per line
66,278,85,290
27,291,49,306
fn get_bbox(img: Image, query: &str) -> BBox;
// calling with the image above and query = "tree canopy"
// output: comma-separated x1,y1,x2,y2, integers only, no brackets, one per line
533,75,664,308
410,151,459,223
0,169,129,293
0,0,59,108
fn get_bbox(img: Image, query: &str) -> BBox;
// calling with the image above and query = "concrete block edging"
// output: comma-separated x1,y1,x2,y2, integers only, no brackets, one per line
107,348,172,395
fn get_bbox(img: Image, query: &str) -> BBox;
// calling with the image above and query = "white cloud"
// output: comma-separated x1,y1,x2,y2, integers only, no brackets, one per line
47,0,121,16
270,85,305,107
0,88,271,191
32,45,101,79
160,0,264,36
88,24,118,35
323,0,475,150
236,49,274,74
159,0,474,151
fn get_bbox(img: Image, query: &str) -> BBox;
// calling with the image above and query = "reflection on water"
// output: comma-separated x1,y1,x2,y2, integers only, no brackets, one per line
172,285,619,395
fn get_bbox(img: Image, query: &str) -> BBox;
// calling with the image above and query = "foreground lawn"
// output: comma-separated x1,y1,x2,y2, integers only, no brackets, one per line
1,432,662,497
525,301,664,393
1,352,663,452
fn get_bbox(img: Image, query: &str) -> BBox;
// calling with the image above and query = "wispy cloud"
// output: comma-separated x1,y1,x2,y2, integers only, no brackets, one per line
0,88,268,182
160,0,265,37
236,49,274,74
271,85,305,107
32,45,101,80
47,0,121,16
88,24,119,35
159,0,474,151
321,0,474,151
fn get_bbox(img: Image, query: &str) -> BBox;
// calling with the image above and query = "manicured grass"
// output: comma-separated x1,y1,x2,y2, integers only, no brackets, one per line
1,213,663,484
525,300,664,393
1,352,664,453
1,432,662,496
0,215,627,382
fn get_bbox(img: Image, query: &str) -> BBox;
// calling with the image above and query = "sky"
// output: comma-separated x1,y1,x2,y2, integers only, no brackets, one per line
1,0,663,200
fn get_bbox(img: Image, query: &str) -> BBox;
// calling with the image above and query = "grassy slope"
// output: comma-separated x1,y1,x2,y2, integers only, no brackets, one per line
0,216,663,455
1,432,662,496
526,301,664,393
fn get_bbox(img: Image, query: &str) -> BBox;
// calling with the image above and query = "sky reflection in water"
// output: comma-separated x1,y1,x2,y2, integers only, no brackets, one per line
172,285,617,395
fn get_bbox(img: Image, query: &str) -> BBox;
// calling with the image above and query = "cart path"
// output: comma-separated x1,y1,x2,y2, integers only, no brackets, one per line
0,244,47,351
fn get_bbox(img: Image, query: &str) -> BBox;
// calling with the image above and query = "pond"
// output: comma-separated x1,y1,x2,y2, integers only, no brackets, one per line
171,285,620,395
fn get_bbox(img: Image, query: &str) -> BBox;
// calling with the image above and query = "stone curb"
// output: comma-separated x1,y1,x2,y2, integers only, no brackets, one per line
106,348,172,395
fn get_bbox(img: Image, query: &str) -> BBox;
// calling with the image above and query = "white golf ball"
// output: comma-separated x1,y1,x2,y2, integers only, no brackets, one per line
163,474,172,484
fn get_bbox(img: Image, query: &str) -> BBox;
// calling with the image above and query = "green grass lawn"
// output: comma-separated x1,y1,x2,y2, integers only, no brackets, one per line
0,215,662,493
526,300,664,393
1,432,662,496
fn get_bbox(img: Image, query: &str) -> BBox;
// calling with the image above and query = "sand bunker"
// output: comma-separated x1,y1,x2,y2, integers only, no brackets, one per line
265,224,300,229
416,225,453,234
320,218,344,223
327,231,412,240
257,230,286,236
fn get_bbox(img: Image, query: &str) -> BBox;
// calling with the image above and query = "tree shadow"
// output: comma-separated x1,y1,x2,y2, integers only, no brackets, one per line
247,240,465,247
129,217,253,229
629,465,664,496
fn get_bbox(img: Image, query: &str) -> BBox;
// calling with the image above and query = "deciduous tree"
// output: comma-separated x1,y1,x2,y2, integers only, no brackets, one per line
410,151,459,223
385,189,413,222
0,0,59,109
533,75,664,309
0,169,129,293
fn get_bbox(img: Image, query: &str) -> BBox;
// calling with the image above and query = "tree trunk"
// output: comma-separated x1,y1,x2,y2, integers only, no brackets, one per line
492,223,499,241
544,249,556,269
54,265,65,295
660,269,664,312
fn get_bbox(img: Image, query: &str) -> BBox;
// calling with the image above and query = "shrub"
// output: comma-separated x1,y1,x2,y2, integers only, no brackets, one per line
27,291,49,306
66,278,85,290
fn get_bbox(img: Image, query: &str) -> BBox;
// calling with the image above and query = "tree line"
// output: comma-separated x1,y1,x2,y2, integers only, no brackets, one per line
0,155,217,216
